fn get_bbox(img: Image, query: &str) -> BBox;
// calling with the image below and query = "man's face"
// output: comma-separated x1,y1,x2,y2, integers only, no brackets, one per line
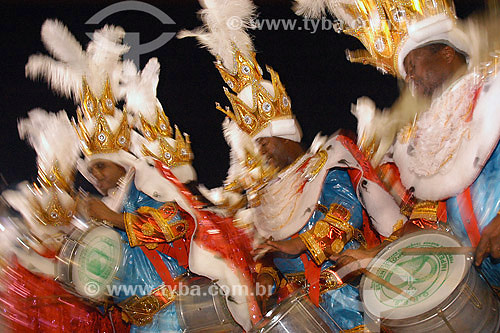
403,45,454,97
256,137,300,171
88,159,126,193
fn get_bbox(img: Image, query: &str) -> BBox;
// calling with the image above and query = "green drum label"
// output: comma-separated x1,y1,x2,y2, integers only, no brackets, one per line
373,242,454,308
76,234,120,297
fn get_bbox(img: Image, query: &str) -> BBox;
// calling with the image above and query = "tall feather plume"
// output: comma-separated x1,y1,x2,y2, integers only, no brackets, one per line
18,109,80,180
122,58,161,125
26,19,129,103
292,0,336,19
177,0,256,70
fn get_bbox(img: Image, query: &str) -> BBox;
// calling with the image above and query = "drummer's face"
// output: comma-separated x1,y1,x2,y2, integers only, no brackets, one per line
88,160,126,193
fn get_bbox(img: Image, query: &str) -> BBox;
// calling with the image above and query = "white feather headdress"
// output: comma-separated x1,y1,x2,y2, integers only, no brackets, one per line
25,19,129,103
18,109,80,182
177,0,256,71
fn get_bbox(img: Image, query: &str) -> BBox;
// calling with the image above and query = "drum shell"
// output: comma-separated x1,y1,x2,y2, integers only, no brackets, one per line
56,226,86,293
55,222,124,303
362,232,500,333
175,275,240,332
250,292,334,333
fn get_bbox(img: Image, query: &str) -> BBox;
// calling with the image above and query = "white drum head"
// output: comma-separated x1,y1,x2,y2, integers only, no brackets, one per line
72,226,122,300
362,231,469,320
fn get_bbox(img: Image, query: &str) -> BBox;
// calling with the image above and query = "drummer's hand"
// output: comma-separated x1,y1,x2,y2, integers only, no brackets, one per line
330,248,377,280
256,273,274,313
252,237,306,256
86,197,125,229
475,215,500,266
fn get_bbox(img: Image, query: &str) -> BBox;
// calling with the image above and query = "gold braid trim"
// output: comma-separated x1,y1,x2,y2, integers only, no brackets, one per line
299,230,327,265
119,285,176,326
410,201,439,222
323,203,354,239
124,212,140,247
135,204,188,242
256,266,281,293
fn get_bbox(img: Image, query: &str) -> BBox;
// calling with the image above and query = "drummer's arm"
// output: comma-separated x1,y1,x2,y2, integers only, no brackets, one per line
85,197,125,229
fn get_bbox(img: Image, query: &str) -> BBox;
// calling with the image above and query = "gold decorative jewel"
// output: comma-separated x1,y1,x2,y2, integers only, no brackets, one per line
80,77,116,118
299,230,327,265
139,106,173,142
141,125,193,168
330,238,345,255
334,0,456,76
215,51,292,137
73,106,131,156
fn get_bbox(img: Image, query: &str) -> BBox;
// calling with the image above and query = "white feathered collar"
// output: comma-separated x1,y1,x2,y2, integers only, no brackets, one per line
393,72,500,200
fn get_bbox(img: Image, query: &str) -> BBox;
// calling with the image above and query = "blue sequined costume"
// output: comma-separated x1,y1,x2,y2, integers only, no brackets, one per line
113,182,186,332
446,142,500,287
273,169,365,331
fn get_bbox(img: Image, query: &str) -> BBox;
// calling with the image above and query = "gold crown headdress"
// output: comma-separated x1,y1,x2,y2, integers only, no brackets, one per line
215,52,292,137
26,20,132,157
294,0,459,77
179,0,295,138
121,57,194,168
74,78,131,156
18,109,80,226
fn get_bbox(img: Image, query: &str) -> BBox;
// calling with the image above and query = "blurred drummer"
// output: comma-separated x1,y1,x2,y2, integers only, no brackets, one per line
294,0,500,290
23,20,260,332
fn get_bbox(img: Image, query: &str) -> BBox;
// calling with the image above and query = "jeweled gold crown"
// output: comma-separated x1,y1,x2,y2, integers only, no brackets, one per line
74,79,132,156
139,106,173,141
215,51,292,137
30,183,75,226
334,0,456,76
215,49,263,93
81,77,116,117
141,125,193,168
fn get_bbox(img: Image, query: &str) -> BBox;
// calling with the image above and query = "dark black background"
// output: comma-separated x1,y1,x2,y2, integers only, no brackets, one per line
0,0,485,189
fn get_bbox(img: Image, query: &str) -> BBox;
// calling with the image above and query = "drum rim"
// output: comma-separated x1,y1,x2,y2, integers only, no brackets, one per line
251,290,311,332
361,230,472,321
56,222,123,301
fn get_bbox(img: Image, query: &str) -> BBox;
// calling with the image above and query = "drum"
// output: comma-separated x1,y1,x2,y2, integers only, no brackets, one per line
361,230,500,332
250,291,334,333
175,275,240,332
56,219,124,303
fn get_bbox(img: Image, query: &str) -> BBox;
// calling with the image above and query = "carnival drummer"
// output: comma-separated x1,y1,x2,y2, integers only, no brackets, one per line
25,20,261,332
292,0,500,289
181,1,405,330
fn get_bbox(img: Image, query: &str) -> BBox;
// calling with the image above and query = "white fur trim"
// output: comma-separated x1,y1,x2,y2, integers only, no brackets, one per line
397,14,471,78
254,135,402,239
252,118,302,142
393,73,500,200
188,241,251,331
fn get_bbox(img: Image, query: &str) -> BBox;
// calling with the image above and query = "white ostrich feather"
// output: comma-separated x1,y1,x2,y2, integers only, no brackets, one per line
122,58,161,124
40,19,86,66
177,0,256,70
293,0,334,19
26,19,128,103
18,109,80,180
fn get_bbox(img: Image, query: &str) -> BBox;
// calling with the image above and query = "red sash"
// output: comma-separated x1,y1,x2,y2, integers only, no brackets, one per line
456,187,481,247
